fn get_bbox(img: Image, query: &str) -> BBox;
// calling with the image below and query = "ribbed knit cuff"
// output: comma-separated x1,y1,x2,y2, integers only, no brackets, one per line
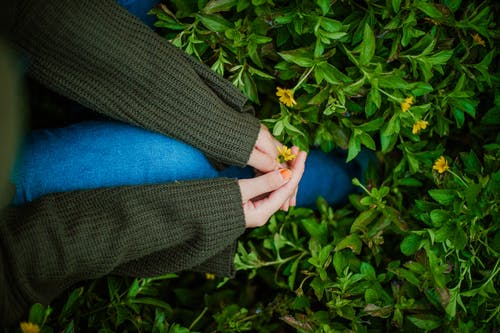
191,242,239,277
11,0,261,167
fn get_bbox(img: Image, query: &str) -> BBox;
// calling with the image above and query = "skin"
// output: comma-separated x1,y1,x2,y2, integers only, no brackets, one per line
240,146,307,228
246,124,301,214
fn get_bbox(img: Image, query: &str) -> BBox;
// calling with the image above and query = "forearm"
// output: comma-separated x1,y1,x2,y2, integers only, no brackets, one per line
0,178,245,325
10,0,260,166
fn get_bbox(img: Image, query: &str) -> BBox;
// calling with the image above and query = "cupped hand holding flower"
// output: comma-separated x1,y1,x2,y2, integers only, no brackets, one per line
247,125,301,211
239,147,307,228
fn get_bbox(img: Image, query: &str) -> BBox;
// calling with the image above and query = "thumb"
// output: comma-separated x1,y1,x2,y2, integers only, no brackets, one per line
239,168,292,202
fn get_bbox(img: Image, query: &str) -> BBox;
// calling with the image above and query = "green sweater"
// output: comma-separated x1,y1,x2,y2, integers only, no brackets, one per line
0,0,261,327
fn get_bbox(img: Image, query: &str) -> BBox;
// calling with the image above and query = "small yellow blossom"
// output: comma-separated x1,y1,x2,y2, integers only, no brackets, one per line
205,273,215,280
400,96,414,112
471,33,486,47
412,120,429,134
433,156,449,174
276,87,297,107
20,322,40,333
277,145,297,163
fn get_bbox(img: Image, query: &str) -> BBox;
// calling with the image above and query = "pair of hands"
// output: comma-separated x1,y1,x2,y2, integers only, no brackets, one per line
240,125,307,228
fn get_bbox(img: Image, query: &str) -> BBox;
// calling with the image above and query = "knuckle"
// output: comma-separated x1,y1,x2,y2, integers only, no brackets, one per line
267,172,283,189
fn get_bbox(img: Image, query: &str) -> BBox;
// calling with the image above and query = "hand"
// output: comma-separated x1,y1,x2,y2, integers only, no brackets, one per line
239,148,307,228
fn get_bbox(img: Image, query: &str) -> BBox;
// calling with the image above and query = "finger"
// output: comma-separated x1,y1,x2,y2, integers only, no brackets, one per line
281,146,301,210
256,125,280,160
288,146,301,207
248,148,281,173
239,168,292,202
290,187,298,206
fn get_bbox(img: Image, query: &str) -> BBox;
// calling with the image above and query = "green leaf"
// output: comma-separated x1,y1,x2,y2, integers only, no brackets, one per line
333,251,349,275
153,17,188,30
364,290,379,303
59,287,83,319
414,1,444,19
407,314,442,330
409,82,434,96
380,132,397,153
350,209,379,233
429,209,450,226
359,23,376,65
278,48,316,67
444,0,461,11
131,298,174,314
358,118,385,132
335,233,363,254
378,75,410,90
359,132,376,150
360,262,377,280
400,234,423,256
310,276,326,300
273,120,284,136
428,50,454,65
196,13,232,32
319,17,343,32
428,189,457,205
347,133,361,162
453,226,467,250
302,218,328,245
240,70,259,103
202,0,237,13
127,278,141,299
316,62,351,84
392,0,401,12
288,257,301,290
316,0,330,15
309,87,330,105
29,303,46,325
398,177,423,187
473,50,494,86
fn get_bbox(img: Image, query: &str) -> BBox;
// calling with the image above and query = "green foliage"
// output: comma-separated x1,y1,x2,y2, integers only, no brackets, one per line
28,0,499,332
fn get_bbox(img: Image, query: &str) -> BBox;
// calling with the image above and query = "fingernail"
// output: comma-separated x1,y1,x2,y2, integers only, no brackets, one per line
279,168,292,181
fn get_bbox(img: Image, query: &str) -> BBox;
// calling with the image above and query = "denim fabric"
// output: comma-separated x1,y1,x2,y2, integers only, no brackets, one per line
12,121,366,208
11,121,218,205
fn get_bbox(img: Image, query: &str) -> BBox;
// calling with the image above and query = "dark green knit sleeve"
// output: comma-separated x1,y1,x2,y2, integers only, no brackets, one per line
10,0,260,167
0,178,245,327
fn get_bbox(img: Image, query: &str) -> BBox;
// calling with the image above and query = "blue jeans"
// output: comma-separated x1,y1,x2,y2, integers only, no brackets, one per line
12,120,362,207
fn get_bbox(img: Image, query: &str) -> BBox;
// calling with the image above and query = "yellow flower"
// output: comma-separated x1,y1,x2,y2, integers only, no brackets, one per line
277,145,297,163
433,156,449,174
20,322,40,333
471,33,486,47
205,273,215,280
276,87,297,107
412,120,429,134
400,96,414,112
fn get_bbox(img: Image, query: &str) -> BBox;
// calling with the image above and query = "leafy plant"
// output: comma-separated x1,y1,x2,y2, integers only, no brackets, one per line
21,0,499,332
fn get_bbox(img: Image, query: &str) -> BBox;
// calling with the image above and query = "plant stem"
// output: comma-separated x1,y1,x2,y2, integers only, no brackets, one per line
293,66,314,92
447,169,469,187
189,306,208,330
